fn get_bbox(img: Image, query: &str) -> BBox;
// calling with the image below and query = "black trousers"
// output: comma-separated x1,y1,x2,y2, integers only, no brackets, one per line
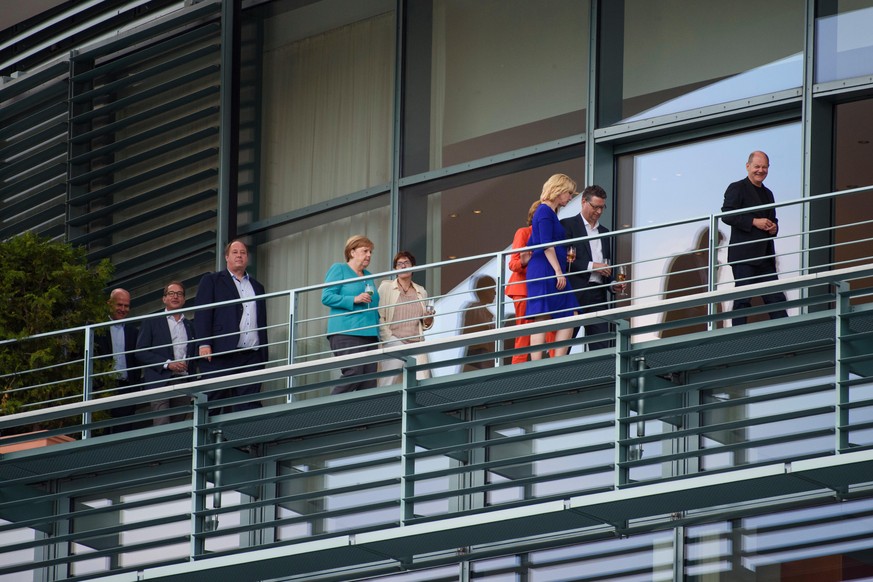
730,261,788,326
328,334,379,394
574,286,613,351
200,348,264,413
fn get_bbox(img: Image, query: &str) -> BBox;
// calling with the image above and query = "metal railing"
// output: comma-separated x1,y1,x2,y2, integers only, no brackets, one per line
1,187,873,579
1,186,871,434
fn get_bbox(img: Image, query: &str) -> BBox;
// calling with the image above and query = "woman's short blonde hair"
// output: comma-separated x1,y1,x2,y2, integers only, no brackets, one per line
344,235,374,261
540,174,577,203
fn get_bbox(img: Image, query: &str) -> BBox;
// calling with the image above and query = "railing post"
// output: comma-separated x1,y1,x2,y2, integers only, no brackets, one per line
707,213,720,332
835,281,850,453
495,251,507,368
287,289,298,403
614,319,631,488
190,393,209,558
399,356,419,524
82,326,93,439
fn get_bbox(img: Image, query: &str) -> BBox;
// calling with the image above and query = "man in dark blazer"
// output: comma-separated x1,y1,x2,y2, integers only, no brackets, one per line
561,185,623,350
721,151,787,326
94,288,142,432
136,281,197,425
194,239,268,414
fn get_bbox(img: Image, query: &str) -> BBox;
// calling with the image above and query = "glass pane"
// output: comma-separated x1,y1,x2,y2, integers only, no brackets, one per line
403,0,589,176
257,3,395,216
402,158,585,295
686,498,873,580
834,99,873,302
616,124,803,341
816,1,873,83
614,0,803,124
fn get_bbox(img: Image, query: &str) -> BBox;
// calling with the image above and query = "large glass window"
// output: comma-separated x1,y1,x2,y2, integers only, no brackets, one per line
686,498,873,580
816,0,873,83
257,1,395,215
402,0,589,176
611,0,804,125
834,99,873,301
616,124,803,341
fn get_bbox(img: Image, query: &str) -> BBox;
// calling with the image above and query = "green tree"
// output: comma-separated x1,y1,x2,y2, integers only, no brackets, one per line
0,232,114,424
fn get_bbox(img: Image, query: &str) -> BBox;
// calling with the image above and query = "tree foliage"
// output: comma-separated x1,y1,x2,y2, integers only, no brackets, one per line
0,232,114,421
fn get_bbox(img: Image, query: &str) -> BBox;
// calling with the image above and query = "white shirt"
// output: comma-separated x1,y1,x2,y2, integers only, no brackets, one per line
109,321,128,380
585,219,605,283
231,270,259,349
166,313,189,373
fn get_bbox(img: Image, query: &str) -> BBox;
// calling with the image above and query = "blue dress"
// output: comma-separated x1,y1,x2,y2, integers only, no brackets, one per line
525,204,579,318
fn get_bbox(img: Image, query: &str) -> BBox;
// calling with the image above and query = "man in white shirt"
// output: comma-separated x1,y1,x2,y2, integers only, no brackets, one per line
561,185,623,350
136,281,197,425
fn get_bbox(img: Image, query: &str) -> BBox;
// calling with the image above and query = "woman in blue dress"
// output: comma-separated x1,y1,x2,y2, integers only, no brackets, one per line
525,173,580,360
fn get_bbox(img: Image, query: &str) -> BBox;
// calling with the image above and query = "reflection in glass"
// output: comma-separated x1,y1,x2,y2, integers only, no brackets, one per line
616,124,802,341
816,3,873,84
403,0,588,175
614,0,803,124
686,498,873,580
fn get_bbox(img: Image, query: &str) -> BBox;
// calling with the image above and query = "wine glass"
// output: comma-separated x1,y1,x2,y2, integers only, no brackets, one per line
364,282,375,299
616,265,628,297
425,299,436,316
566,245,576,267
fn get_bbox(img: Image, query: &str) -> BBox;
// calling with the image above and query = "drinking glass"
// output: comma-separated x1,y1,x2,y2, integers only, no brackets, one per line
364,282,374,298
566,245,576,266
616,266,628,297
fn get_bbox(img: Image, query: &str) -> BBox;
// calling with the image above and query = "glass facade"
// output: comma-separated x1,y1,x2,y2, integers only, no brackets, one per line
2,0,873,581
402,0,589,176
613,0,804,124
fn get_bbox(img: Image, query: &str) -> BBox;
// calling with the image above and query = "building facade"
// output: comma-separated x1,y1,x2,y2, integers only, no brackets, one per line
2,1,873,580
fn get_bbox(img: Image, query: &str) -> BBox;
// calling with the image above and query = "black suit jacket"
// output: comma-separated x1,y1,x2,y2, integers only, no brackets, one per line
721,177,778,266
194,269,268,358
560,214,613,298
136,313,197,386
94,321,142,386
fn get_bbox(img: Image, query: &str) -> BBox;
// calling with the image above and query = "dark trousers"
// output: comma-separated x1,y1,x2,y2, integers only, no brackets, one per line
575,286,613,351
328,334,379,394
108,380,140,433
200,348,264,414
730,261,788,326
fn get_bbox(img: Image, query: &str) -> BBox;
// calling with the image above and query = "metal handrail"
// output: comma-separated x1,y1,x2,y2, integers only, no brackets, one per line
2,186,872,428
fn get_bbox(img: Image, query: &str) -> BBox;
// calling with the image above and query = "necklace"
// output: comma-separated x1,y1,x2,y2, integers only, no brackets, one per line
397,280,413,294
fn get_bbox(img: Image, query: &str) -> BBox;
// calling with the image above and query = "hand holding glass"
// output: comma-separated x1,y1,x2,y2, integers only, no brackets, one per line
616,266,628,297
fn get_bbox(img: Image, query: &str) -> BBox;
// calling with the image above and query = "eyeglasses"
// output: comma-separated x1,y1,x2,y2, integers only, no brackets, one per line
395,260,412,267
164,291,185,298
586,200,607,212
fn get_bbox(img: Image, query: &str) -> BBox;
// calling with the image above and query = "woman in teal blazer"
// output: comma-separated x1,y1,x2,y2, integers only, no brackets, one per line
321,235,381,393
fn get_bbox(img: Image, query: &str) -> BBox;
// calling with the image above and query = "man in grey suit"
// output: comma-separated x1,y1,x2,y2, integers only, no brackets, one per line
136,281,197,425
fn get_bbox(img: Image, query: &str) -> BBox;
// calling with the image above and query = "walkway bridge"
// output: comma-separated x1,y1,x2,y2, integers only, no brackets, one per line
2,190,873,581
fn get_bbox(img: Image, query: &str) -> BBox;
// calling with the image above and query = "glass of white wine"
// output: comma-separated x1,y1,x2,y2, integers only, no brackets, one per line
615,265,628,297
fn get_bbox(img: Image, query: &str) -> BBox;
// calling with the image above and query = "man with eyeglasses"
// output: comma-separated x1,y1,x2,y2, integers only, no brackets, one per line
561,185,621,350
136,281,197,425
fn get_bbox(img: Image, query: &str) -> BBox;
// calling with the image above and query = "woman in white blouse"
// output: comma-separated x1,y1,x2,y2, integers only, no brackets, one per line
377,251,434,386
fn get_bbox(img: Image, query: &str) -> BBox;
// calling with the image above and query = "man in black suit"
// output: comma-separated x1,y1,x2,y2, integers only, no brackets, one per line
136,281,197,425
721,151,787,326
561,185,624,350
194,240,268,413
94,288,142,432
